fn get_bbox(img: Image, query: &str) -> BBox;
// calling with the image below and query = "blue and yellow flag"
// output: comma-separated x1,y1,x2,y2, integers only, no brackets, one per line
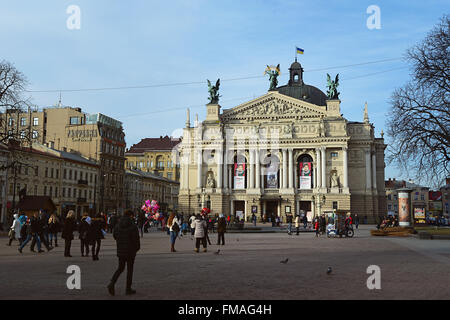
296,47,304,54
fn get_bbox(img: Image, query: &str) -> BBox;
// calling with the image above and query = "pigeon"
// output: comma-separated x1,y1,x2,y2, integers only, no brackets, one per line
280,258,289,264
327,267,332,275
236,238,239,242
214,249,220,255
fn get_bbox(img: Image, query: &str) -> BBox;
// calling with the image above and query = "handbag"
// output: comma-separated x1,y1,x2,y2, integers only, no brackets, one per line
8,228,14,238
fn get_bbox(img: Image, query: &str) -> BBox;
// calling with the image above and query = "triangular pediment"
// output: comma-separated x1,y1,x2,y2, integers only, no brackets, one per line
221,91,327,122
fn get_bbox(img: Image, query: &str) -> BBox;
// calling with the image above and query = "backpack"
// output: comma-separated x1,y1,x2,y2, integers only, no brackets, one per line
172,221,180,233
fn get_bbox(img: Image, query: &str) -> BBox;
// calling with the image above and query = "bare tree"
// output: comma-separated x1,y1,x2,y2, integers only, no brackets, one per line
0,60,37,154
387,15,450,187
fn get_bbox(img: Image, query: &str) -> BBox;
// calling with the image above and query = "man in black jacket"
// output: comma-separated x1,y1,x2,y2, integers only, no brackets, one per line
107,210,140,296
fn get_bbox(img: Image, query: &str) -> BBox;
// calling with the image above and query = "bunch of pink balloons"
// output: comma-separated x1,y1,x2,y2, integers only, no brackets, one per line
141,199,160,219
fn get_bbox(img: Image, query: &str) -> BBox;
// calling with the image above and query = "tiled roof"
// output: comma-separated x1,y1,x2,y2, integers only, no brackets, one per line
127,136,181,153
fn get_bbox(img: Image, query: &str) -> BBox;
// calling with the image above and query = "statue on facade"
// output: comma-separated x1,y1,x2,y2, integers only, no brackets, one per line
318,119,325,137
326,73,340,99
264,64,281,91
206,171,216,188
207,79,221,104
330,171,339,188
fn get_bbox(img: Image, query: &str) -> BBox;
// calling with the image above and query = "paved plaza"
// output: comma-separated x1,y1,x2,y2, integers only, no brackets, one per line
1,225,449,300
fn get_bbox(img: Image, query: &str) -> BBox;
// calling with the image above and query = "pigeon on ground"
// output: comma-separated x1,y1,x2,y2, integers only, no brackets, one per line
327,267,332,275
214,249,220,255
236,238,239,242
280,258,289,264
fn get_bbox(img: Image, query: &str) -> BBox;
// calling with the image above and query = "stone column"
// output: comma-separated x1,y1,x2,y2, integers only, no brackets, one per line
321,147,326,188
228,165,232,190
282,149,288,189
365,150,372,190
249,150,255,189
255,149,260,189
288,149,294,189
223,150,228,189
244,201,248,221
372,151,377,190
217,149,223,189
343,146,348,188
315,148,321,188
197,149,202,189
294,165,298,191
230,199,234,216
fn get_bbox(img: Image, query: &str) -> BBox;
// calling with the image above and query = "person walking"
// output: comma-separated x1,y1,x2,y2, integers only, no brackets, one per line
18,217,37,253
295,214,300,235
7,213,22,246
40,210,50,245
303,214,308,229
251,213,257,226
216,213,226,245
79,213,90,257
354,213,359,229
19,216,28,246
31,211,52,252
88,214,104,261
189,214,196,236
286,213,293,235
320,214,326,235
167,212,180,252
137,211,145,238
107,210,140,296
48,214,60,247
62,210,76,257
193,214,207,252
21,212,41,253
314,217,320,237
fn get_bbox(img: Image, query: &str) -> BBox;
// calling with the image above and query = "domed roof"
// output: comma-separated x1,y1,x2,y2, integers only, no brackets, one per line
276,84,327,106
290,61,302,69
273,59,327,106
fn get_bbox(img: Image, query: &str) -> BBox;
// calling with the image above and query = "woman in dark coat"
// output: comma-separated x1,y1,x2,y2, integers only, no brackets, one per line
62,210,76,257
78,214,90,257
216,214,226,245
107,210,140,296
87,214,104,261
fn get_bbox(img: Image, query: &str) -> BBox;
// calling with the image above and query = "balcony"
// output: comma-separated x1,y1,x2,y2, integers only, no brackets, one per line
77,197,87,204
77,179,88,185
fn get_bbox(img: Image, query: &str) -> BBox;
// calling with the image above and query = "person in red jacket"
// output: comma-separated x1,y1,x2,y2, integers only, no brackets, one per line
314,217,320,237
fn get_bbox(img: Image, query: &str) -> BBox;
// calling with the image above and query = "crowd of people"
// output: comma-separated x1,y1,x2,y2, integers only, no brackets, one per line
7,209,108,259
6,207,361,296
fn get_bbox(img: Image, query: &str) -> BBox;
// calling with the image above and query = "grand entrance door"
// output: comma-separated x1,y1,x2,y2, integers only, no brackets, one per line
266,201,278,219
299,201,312,220
234,200,245,219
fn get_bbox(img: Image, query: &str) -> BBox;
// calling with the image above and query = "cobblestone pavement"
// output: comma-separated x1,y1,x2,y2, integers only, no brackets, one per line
0,225,449,300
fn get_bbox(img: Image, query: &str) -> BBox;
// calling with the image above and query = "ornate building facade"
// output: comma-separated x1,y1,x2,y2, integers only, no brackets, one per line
178,61,386,223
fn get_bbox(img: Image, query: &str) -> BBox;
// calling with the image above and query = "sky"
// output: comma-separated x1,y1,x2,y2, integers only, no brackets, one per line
0,0,448,184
